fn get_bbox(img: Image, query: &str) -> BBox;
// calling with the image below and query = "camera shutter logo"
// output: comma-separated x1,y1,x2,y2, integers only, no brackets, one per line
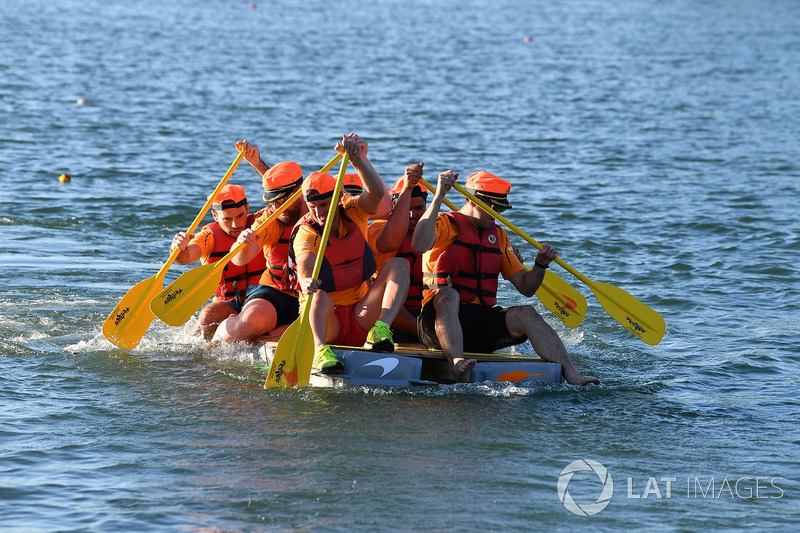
558,460,614,516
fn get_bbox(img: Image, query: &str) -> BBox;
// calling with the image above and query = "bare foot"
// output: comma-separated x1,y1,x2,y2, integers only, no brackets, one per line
454,358,477,383
564,371,600,386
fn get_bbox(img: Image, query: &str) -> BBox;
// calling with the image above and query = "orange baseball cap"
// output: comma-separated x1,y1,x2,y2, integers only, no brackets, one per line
262,161,303,203
302,171,337,202
209,184,247,211
465,171,512,210
389,177,428,200
343,173,363,195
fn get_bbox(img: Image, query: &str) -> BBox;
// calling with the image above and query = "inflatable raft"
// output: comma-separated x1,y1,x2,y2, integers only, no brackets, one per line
253,340,562,387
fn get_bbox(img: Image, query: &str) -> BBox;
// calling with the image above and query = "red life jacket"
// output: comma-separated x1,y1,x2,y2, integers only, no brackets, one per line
260,222,297,294
204,214,267,305
423,211,502,307
289,206,377,293
396,232,423,310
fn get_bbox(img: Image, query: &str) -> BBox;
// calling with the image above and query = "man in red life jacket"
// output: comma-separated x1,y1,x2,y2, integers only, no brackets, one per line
291,133,410,374
367,162,427,342
212,144,306,342
170,184,267,339
412,170,600,385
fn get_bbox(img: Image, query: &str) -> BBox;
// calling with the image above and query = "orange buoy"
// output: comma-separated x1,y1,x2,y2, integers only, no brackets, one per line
59,174,71,183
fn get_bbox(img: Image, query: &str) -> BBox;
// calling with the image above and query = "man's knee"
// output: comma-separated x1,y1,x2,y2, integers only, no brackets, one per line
433,287,460,310
384,257,410,283
199,302,235,327
507,304,542,325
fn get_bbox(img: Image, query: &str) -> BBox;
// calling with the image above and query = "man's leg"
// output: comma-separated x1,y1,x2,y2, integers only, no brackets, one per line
355,257,410,330
391,307,419,339
505,305,600,385
213,299,278,343
198,301,238,340
308,290,343,373
431,287,476,382
309,290,339,347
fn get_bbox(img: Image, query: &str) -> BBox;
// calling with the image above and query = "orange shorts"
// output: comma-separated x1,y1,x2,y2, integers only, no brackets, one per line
333,304,368,347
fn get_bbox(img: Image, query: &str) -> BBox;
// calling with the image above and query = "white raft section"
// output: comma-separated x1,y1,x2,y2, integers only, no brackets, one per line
255,343,562,387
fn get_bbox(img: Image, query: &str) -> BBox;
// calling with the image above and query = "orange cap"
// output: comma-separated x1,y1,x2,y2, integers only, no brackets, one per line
302,171,337,202
343,173,363,195
262,161,303,203
209,184,247,211
464,171,512,210
389,177,428,200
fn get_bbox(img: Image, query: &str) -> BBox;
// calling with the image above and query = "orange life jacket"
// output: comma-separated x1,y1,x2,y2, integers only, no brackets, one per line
423,211,502,307
396,232,423,310
204,214,267,305
289,206,377,293
259,222,296,294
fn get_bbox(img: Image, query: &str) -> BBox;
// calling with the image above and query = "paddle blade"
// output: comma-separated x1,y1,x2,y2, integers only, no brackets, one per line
150,263,224,327
589,281,665,345
102,275,162,349
536,270,587,329
264,318,313,388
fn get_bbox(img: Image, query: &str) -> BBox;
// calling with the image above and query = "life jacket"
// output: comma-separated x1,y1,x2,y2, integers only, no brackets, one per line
423,211,502,307
203,214,267,305
259,222,297,294
396,232,423,310
289,206,377,293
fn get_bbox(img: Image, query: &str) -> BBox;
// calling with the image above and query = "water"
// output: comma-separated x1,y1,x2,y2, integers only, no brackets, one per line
2,0,799,530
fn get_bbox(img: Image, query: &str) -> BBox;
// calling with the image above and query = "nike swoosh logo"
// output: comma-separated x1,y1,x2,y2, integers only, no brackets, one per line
363,358,399,377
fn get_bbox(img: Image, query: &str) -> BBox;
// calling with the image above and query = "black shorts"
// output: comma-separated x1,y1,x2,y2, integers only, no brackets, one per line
417,302,527,354
244,285,299,327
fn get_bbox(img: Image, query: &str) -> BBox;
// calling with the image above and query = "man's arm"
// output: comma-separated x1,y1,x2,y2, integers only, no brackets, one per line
507,243,558,297
237,140,270,177
170,232,203,265
375,163,423,253
230,228,261,266
412,170,457,254
336,133,386,215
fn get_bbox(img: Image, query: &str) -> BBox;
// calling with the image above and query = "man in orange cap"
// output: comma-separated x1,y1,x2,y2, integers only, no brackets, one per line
170,183,268,339
291,133,410,373
367,162,427,341
412,170,599,385
212,140,307,342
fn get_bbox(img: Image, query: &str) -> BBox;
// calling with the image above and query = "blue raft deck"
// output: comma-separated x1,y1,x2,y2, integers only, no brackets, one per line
254,341,562,387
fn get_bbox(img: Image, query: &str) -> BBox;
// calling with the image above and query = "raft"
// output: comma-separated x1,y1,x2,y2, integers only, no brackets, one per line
253,340,562,387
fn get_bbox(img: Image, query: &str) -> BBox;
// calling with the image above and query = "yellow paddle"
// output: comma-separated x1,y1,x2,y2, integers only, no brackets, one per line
452,181,666,345
265,153,350,388
418,178,587,329
150,153,344,327
102,150,245,349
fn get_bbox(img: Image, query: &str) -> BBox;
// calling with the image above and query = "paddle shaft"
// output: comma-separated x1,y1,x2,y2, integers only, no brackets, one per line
163,151,247,280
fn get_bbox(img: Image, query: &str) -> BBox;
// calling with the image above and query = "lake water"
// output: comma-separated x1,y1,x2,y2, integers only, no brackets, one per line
2,0,799,530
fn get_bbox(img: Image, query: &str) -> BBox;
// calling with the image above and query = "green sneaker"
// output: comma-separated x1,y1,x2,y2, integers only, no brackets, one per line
364,320,395,353
313,345,343,374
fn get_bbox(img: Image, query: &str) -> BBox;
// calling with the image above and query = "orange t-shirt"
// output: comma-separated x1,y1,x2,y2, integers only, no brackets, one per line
421,213,525,306
292,195,372,306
